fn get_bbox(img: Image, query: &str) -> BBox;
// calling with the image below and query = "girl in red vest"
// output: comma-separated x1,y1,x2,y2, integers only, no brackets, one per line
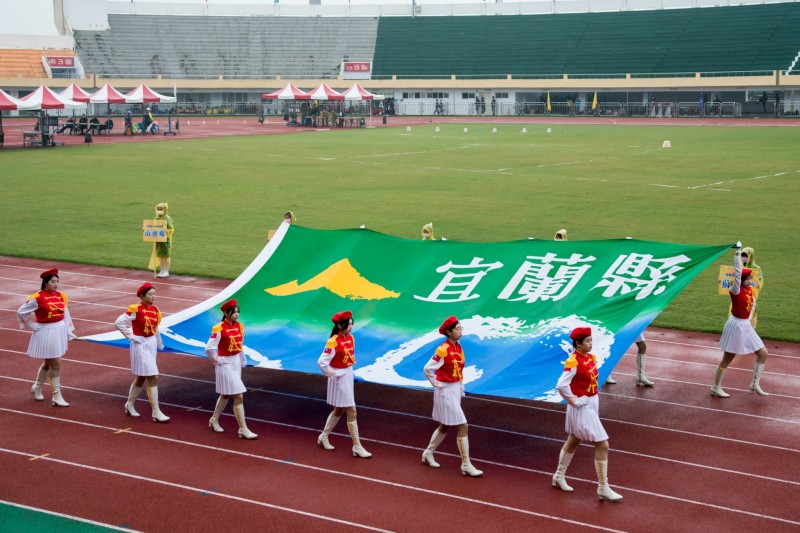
114,283,170,422
711,242,770,397
317,310,371,458
552,327,623,502
16,268,76,406
421,316,483,477
205,300,257,439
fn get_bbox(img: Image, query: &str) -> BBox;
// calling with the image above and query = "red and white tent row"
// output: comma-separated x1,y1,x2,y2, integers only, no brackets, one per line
19,85,86,111
58,83,92,103
299,83,344,101
261,83,309,100
90,83,127,104
124,83,176,104
0,89,24,110
342,83,384,101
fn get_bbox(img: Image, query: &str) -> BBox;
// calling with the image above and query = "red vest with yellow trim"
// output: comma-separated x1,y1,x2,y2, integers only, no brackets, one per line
323,333,355,369
730,285,754,319
30,290,67,323
210,320,244,356
564,350,599,397
433,340,465,383
126,303,162,337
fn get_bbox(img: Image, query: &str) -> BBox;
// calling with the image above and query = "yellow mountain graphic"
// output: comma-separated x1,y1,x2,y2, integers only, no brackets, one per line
265,258,400,300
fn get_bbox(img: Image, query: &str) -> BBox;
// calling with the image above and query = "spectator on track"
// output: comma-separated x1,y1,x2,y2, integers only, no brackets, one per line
711,242,770,398
420,316,483,477
552,327,623,502
114,283,170,422
205,300,257,439
16,268,76,407
316,310,372,458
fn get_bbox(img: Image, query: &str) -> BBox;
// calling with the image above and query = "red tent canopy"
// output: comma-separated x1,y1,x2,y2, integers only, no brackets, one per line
261,83,309,100
90,83,127,104
299,83,344,101
125,83,176,104
58,83,92,103
342,83,385,101
19,85,86,110
0,89,23,111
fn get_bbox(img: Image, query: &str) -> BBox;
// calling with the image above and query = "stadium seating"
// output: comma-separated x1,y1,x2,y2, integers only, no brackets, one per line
0,49,50,78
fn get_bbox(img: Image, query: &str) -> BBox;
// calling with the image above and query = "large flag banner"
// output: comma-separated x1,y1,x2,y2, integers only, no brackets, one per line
85,225,731,401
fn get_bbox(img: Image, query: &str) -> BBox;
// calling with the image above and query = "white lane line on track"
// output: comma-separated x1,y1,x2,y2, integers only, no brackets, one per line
0,499,137,532
3,408,798,528
0,447,392,533
1,364,798,470
0,264,225,291
0,418,623,533
0,276,202,303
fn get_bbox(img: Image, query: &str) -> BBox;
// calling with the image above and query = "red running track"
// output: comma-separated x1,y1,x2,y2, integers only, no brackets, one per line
0,256,798,532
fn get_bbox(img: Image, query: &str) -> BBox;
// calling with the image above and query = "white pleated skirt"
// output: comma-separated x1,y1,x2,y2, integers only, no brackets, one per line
27,321,69,359
215,355,246,395
130,335,159,376
565,394,608,442
432,381,467,426
719,315,764,354
326,366,355,408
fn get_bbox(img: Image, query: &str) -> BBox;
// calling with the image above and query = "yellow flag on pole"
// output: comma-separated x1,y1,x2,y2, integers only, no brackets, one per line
592,91,598,111
547,92,551,113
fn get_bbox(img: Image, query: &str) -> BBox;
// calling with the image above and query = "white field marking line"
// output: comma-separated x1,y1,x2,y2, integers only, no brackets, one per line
2,361,797,462
647,337,800,361
597,371,798,399
0,263,223,291
688,169,799,190
650,184,679,188
0,292,151,312
625,352,800,374
0,416,622,533
0,276,200,304
0,447,391,533
2,412,797,529
0,499,138,532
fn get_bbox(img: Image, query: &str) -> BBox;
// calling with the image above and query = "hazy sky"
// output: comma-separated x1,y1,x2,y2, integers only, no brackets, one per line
0,0,523,36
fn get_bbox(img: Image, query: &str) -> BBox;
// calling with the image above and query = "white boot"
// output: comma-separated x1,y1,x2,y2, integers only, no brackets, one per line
31,363,47,401
234,402,257,439
50,376,69,407
457,436,483,477
636,353,655,387
421,428,446,468
124,383,142,417
595,460,623,502
710,366,730,398
605,375,617,385
748,362,768,396
552,449,575,492
209,395,228,432
317,412,339,450
157,258,170,277
147,386,170,422
348,421,372,458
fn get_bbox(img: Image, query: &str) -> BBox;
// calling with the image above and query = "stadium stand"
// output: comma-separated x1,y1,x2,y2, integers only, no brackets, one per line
74,15,378,79
372,3,800,77
0,49,51,78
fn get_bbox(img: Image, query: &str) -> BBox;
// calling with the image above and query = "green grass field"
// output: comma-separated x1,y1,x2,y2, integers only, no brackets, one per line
1,123,798,341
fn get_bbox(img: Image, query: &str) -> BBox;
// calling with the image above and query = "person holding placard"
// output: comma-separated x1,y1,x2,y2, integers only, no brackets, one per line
17,268,77,406
317,310,372,458
205,300,257,439
148,202,174,278
115,282,170,422
711,242,770,397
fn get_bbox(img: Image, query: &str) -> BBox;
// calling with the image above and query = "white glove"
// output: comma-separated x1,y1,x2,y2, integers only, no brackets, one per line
31,323,43,332
158,342,165,350
570,396,589,408
239,352,247,367
432,380,444,389
68,333,79,341
735,240,742,250
211,355,220,364
132,336,144,345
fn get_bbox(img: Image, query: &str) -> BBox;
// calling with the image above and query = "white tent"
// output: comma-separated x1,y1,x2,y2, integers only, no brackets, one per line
90,83,127,104
0,89,23,110
300,83,344,101
58,83,92,103
342,83,385,101
124,83,177,104
261,83,309,100
18,85,86,111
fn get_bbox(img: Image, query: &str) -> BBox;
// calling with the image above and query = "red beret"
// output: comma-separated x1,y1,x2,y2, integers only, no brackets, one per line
331,310,352,324
40,268,59,279
742,268,752,278
136,282,154,298
220,299,238,312
438,315,459,335
570,327,592,341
